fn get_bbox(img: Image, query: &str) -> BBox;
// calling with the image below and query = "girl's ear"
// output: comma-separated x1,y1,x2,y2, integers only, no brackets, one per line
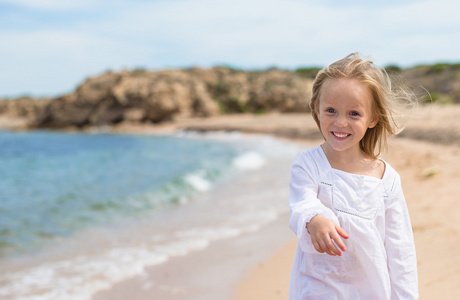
369,116,379,128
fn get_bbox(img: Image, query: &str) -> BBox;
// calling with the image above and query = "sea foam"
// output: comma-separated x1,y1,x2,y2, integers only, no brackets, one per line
0,206,282,300
0,248,168,300
184,172,212,192
232,151,266,170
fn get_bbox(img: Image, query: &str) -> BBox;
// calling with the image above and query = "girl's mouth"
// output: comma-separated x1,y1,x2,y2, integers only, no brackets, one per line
332,131,351,138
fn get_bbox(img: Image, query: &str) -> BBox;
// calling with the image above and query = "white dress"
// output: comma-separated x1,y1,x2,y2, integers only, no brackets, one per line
289,146,418,300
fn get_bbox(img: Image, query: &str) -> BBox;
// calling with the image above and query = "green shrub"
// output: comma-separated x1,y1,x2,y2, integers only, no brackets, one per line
384,65,401,73
423,92,455,104
216,97,253,114
295,67,321,78
428,63,449,73
424,92,440,103
214,81,229,97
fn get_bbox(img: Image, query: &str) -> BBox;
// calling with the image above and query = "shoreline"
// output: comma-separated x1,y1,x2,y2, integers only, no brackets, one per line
0,130,307,300
110,106,460,300
89,132,305,300
105,106,460,299
3,104,459,147
2,104,460,299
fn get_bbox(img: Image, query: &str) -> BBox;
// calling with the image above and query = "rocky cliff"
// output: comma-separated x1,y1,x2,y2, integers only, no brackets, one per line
1,63,459,130
0,67,311,129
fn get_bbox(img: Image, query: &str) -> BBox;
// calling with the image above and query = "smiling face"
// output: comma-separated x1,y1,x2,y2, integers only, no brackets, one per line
317,78,378,156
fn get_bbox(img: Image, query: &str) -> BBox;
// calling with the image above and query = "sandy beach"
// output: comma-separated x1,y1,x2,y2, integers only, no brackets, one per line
1,104,459,299
229,106,460,300
109,104,460,299
234,138,460,300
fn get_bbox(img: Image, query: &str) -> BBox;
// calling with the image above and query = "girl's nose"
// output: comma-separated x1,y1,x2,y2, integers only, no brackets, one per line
334,114,348,127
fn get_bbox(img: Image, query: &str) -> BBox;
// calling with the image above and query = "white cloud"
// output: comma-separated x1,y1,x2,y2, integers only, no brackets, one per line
0,0,96,11
0,0,459,96
0,29,153,96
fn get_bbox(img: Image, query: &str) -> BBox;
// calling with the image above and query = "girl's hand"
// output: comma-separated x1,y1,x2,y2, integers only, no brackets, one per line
306,215,349,256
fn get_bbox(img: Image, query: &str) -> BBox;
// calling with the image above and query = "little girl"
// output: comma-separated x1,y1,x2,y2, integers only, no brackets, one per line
289,53,418,299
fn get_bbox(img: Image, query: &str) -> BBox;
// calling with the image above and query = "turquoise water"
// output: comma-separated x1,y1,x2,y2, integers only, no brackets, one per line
0,131,301,300
0,130,239,257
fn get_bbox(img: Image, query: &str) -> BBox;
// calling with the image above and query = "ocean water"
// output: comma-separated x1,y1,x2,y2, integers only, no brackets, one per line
0,130,302,300
0,130,241,258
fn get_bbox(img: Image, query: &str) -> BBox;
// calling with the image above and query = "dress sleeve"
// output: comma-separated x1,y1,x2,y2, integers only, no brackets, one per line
384,173,419,299
288,152,339,253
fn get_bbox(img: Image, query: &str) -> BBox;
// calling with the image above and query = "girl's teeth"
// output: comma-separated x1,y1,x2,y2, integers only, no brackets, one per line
333,132,348,138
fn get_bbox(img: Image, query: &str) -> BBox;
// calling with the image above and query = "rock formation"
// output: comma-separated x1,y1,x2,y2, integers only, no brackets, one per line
0,67,311,129
0,63,459,130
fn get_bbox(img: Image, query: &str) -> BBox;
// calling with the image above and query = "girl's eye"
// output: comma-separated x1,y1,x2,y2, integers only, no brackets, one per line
326,108,335,113
350,111,360,116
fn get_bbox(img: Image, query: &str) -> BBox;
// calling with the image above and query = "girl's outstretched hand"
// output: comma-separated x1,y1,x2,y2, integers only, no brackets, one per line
306,215,349,256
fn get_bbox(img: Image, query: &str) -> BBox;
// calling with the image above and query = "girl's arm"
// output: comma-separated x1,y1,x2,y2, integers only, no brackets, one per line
385,174,419,299
289,152,347,255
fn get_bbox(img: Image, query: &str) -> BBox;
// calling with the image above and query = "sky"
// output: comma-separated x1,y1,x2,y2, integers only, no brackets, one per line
1,0,459,98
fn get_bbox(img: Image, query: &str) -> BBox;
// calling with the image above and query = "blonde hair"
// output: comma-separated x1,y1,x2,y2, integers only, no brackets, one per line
310,53,414,159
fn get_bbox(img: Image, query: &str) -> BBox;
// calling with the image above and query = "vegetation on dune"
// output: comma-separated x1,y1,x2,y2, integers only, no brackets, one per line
294,67,322,79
